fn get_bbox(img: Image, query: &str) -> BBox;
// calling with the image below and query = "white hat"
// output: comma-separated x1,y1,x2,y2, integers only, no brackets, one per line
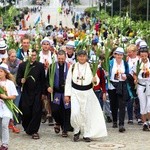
66,41,75,48
115,47,124,54
40,37,54,46
67,33,74,38
86,30,90,35
122,36,128,42
0,40,7,51
135,38,142,46
0,63,10,73
139,41,147,49
57,34,63,38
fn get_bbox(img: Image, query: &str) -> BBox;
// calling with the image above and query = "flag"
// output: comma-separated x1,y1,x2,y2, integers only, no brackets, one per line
34,15,41,26
26,14,30,21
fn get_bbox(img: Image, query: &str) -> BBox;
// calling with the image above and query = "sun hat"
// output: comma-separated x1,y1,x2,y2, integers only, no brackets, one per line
135,38,142,46
0,63,10,73
115,47,124,54
139,41,148,52
40,37,54,46
66,41,75,48
67,33,74,38
57,34,63,38
0,40,7,51
139,41,148,49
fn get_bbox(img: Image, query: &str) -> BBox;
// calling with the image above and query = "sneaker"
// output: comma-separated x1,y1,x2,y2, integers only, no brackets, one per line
73,131,80,142
9,125,20,133
0,145,8,150
143,124,149,131
112,122,118,128
83,137,91,142
62,131,68,138
128,120,133,125
138,119,143,125
119,125,126,133
107,116,112,123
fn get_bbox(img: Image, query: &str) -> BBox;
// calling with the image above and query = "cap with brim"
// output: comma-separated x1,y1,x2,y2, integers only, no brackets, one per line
57,34,63,38
135,38,142,46
0,63,10,73
40,37,54,46
66,41,75,48
68,33,74,38
0,40,7,51
139,41,147,49
77,50,87,56
115,47,124,54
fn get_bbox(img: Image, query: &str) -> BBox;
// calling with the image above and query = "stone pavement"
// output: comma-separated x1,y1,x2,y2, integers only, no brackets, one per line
9,121,150,150
24,0,90,28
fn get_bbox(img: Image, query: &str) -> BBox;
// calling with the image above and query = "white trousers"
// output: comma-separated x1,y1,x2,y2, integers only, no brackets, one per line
137,85,150,114
0,117,10,146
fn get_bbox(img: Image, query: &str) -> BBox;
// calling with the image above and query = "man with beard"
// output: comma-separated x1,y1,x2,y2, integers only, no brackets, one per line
47,50,72,137
16,50,45,139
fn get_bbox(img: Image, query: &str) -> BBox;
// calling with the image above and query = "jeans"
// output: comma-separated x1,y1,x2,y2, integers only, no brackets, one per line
94,90,103,110
103,100,112,117
127,98,134,120
127,97,141,121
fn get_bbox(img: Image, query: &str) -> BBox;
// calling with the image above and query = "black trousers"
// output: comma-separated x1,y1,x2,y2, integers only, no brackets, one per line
20,95,42,135
108,89,126,126
51,98,71,132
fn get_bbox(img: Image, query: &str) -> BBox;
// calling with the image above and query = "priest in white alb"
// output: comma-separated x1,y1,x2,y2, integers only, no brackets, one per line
64,50,107,142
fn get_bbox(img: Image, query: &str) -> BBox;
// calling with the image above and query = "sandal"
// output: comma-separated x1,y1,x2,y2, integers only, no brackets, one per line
32,133,40,140
54,125,60,134
62,131,68,137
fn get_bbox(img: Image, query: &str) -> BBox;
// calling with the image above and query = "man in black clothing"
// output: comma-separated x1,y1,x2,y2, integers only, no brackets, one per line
47,50,72,137
16,50,45,139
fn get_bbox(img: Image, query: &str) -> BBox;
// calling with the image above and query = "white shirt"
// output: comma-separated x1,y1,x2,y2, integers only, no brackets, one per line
39,51,52,64
0,79,18,118
110,59,125,82
128,56,139,75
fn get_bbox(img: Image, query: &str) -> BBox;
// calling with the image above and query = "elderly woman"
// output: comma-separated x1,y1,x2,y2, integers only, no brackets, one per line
108,47,129,132
7,49,21,77
7,49,21,133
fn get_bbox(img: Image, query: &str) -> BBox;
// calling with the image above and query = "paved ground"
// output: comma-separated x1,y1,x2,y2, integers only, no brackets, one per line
9,121,150,150
23,0,90,28
7,1,150,150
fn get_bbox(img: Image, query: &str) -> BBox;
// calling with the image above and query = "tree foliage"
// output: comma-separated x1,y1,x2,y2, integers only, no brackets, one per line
0,6,19,28
103,0,148,20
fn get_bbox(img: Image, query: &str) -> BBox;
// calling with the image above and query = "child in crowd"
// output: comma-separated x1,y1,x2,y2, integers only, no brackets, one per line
0,63,18,150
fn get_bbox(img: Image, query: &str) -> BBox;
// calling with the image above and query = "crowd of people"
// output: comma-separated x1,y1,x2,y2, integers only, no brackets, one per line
0,4,149,150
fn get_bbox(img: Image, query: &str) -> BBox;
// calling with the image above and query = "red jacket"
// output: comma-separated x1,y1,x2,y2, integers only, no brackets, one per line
93,67,106,93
